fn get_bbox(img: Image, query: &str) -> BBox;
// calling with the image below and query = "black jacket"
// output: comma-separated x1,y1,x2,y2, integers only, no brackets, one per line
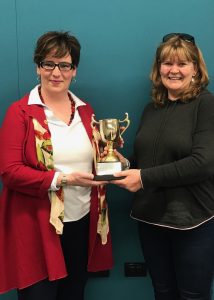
131,90,214,229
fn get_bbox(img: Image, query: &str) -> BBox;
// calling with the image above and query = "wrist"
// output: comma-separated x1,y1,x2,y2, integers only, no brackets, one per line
122,158,130,170
57,173,68,187
139,169,144,189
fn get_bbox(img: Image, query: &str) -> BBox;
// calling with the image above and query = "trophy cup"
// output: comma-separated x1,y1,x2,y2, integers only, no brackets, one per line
91,113,130,180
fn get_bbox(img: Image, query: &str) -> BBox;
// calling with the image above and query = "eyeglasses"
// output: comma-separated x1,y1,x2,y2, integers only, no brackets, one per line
40,61,75,71
162,33,195,45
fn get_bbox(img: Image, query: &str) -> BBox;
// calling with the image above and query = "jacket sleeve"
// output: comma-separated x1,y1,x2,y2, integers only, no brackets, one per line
0,103,55,197
141,94,214,188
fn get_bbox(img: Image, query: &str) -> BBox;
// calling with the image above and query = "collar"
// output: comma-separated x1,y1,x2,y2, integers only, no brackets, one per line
28,85,86,108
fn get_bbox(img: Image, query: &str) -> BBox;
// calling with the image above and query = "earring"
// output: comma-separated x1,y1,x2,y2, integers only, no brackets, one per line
37,75,41,83
191,76,195,83
72,77,77,84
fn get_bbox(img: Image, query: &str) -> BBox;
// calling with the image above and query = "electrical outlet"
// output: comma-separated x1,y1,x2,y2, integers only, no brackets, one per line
124,262,147,277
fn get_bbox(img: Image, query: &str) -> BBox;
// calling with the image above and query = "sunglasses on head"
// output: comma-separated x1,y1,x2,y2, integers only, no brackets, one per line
162,33,195,45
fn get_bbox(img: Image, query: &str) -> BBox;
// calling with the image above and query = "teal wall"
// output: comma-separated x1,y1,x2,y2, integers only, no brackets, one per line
0,0,214,299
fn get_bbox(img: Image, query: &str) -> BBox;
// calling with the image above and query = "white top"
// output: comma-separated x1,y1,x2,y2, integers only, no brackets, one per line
28,85,94,222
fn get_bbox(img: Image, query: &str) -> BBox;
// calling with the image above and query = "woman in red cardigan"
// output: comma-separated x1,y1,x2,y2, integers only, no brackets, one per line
0,31,113,300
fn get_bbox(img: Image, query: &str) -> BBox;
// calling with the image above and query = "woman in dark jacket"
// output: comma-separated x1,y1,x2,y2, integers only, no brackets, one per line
112,33,214,300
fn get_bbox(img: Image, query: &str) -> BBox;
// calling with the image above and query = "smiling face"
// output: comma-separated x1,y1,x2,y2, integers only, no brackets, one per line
37,51,76,96
159,56,197,100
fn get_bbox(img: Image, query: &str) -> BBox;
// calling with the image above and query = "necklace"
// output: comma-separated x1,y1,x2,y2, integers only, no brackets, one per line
38,86,75,126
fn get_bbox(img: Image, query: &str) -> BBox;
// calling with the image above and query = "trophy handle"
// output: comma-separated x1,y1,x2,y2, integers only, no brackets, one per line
91,114,99,128
119,112,130,135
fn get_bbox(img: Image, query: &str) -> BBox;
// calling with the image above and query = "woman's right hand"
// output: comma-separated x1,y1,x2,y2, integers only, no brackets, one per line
111,169,143,192
57,172,107,187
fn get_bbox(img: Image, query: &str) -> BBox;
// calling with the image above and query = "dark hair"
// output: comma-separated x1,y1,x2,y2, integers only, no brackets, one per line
150,35,209,105
34,31,81,67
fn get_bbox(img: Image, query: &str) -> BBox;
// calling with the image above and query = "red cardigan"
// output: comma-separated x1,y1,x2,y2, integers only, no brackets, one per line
0,94,113,293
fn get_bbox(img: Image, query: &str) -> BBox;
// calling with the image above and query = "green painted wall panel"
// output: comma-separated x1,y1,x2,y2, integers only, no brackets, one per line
0,0,214,299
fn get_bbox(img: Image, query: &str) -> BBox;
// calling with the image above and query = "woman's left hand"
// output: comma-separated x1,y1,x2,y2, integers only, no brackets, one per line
58,172,107,187
110,169,143,192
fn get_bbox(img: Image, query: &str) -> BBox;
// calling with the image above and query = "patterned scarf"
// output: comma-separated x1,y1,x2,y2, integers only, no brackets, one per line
91,126,111,245
32,118,64,234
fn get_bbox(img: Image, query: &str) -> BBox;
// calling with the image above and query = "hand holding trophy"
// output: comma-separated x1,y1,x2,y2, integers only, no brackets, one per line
91,113,130,180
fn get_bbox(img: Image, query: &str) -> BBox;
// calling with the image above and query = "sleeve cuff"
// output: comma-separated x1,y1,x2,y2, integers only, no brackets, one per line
50,171,60,191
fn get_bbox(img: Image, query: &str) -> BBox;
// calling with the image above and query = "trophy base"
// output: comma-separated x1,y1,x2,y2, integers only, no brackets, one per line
94,174,125,181
94,162,125,181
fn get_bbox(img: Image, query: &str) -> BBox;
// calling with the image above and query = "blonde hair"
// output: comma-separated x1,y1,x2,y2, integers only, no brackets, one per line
150,36,209,105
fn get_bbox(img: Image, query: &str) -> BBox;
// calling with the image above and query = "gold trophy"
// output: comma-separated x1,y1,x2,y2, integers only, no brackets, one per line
91,113,130,180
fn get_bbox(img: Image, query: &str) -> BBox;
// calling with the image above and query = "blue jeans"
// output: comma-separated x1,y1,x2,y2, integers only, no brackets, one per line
138,218,214,300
